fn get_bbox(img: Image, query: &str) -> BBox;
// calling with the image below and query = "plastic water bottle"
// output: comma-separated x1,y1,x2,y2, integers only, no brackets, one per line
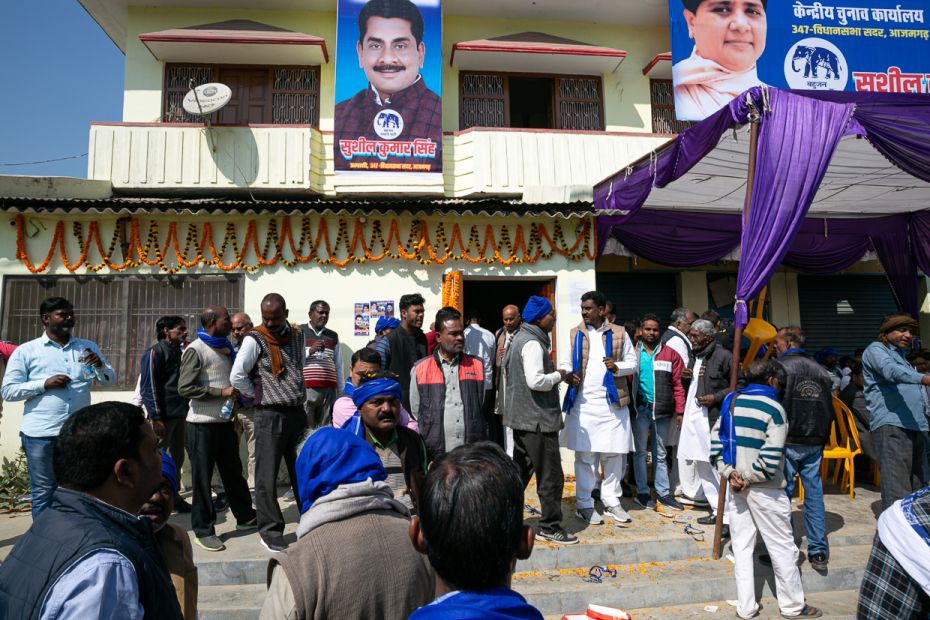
220,398,235,420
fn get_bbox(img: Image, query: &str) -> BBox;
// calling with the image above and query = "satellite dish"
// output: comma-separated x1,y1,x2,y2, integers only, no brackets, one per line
182,82,232,116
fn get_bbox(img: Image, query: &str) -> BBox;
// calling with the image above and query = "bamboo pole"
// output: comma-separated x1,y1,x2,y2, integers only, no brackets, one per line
713,119,760,560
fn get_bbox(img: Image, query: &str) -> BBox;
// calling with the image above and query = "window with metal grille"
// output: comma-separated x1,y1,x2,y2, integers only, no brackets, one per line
163,64,320,125
1,275,245,390
649,79,692,134
460,72,604,131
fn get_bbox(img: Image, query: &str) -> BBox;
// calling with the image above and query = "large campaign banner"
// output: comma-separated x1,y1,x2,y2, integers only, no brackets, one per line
334,0,443,173
668,0,929,121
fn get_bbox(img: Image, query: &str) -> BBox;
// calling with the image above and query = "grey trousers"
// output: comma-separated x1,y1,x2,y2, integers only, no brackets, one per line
873,424,927,512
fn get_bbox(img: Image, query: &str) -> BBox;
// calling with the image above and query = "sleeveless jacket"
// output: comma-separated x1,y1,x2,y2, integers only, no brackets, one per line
140,340,188,421
0,488,182,620
413,352,486,459
248,327,305,407
568,321,632,407
500,323,562,433
184,339,233,423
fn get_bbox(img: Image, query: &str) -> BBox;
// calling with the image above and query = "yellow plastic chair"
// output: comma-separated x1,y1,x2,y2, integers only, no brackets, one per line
821,396,863,500
741,288,777,372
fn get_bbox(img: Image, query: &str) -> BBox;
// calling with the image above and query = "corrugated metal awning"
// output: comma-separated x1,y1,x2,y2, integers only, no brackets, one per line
0,196,596,219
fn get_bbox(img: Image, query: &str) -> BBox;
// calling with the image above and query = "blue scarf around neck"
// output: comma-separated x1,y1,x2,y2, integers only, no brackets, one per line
717,383,778,466
197,327,236,364
562,327,620,413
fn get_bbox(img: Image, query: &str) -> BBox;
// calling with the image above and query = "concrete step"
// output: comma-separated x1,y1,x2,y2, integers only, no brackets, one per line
513,543,870,616
199,583,265,620
548,588,860,619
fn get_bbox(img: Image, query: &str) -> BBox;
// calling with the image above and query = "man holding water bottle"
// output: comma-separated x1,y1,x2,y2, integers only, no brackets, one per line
1,297,116,517
178,305,257,552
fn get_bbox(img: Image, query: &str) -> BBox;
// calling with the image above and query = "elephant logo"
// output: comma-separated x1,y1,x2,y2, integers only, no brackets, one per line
784,38,848,90
373,109,403,139
792,46,841,79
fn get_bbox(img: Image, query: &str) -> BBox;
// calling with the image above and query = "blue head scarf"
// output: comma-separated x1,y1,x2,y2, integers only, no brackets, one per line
522,296,552,324
351,376,403,410
375,316,401,334
295,427,387,513
160,450,178,493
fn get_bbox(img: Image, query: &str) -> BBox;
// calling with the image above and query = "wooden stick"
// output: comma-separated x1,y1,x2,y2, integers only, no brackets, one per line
713,119,760,560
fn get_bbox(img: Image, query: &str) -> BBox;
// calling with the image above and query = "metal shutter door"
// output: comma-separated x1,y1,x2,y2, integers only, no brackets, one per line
798,274,898,357
596,272,678,326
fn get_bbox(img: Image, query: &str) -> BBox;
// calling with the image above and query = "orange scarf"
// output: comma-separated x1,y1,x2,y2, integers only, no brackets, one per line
253,325,293,377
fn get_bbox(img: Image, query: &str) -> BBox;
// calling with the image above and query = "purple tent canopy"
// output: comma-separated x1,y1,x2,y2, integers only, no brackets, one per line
593,87,930,328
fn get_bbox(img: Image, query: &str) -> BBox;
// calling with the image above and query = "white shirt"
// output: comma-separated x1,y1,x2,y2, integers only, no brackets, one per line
463,324,495,390
678,357,712,462
520,340,562,391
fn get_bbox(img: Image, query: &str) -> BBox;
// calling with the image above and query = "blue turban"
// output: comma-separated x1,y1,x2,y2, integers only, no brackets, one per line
522,296,553,324
295,427,387,513
351,376,403,410
375,316,401,334
160,450,178,493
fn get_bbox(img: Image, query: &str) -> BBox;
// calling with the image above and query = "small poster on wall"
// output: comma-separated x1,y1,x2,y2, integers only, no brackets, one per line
370,300,395,321
354,302,371,336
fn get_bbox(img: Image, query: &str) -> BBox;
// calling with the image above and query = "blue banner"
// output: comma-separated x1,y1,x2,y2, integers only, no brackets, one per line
668,0,929,121
334,0,443,173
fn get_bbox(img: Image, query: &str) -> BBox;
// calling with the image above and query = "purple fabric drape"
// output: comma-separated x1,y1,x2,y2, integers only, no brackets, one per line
912,212,930,275
594,87,930,327
600,209,919,317
731,89,855,326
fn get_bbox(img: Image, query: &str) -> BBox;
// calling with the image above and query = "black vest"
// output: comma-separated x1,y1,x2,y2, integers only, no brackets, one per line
148,340,188,420
0,489,183,620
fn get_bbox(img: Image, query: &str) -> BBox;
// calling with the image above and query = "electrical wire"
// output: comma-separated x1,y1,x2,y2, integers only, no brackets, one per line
0,153,88,167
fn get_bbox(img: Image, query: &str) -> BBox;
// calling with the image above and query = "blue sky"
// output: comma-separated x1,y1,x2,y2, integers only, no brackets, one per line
0,1,124,178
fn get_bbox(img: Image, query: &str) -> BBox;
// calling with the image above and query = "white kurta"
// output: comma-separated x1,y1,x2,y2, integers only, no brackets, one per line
677,357,712,462
559,325,637,453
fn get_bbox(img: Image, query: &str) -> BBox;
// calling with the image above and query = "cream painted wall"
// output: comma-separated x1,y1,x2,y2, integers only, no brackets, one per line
123,7,337,124
768,272,801,327
677,271,707,313
122,8,669,132
0,212,594,459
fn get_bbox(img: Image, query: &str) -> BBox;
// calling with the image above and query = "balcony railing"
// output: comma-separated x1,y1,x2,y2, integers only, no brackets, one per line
88,123,671,199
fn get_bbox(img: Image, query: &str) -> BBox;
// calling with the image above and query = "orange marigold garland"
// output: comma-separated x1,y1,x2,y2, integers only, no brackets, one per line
15,214,593,273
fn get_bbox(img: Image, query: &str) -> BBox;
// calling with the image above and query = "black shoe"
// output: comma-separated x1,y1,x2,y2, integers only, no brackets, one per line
697,514,718,525
535,527,579,545
261,536,288,553
620,480,634,498
213,492,228,513
809,553,828,571
657,494,684,511
175,496,192,514
634,493,656,510
721,525,730,540
591,488,601,502
759,553,772,567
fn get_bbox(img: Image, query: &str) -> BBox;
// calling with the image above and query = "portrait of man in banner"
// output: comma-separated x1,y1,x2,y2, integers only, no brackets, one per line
335,0,442,173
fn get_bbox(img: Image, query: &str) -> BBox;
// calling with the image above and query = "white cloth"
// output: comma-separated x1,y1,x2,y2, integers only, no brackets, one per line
575,451,627,509
464,324,495,390
696,460,728,524
520,340,561,391
729,486,805,619
877,496,930,596
672,47,763,120
559,325,636,453
678,358,712,461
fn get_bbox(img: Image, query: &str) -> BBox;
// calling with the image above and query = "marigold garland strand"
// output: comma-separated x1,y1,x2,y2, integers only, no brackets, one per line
15,214,594,274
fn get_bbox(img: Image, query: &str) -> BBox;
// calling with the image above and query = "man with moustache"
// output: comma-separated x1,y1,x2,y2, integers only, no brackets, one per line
1,297,116,517
334,0,442,172
492,304,522,449
140,451,198,618
231,312,257,490
410,307,487,462
231,294,306,553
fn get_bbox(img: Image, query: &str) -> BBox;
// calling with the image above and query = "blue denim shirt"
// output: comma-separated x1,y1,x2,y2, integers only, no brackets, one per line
1,333,116,437
862,341,929,432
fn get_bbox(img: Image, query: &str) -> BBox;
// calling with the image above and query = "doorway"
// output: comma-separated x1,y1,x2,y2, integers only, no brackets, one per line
462,278,554,334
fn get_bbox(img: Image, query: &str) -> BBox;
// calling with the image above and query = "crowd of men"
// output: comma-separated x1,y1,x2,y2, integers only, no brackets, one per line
4,292,930,618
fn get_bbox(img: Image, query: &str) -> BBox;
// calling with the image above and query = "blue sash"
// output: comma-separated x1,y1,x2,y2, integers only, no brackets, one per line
562,329,620,414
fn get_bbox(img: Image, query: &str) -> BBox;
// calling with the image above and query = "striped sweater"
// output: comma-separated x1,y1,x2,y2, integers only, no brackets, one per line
709,391,788,489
